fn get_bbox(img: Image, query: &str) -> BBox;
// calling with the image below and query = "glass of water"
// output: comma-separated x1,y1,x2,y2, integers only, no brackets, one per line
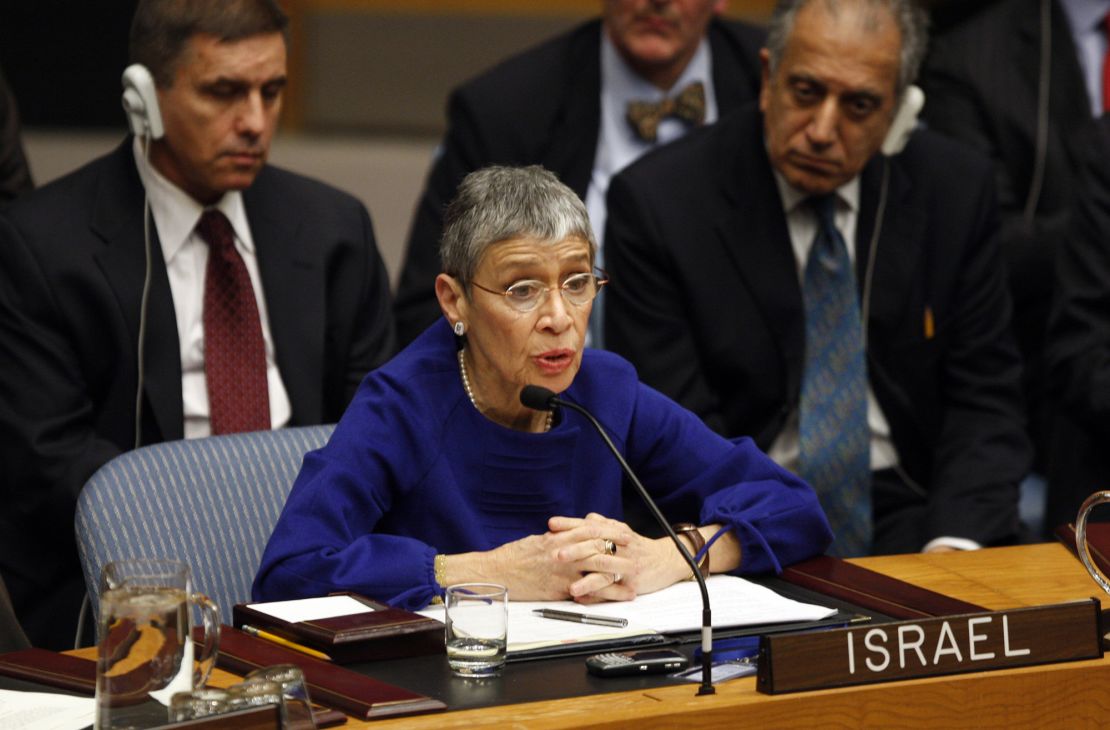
245,664,317,729
444,583,508,677
94,559,220,730
168,688,231,722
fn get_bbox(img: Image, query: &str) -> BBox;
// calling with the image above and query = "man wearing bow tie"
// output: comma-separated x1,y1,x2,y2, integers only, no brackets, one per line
605,0,1030,556
393,0,765,348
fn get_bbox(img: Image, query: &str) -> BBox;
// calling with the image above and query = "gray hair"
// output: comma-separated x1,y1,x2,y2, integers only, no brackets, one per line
440,165,596,287
765,0,929,96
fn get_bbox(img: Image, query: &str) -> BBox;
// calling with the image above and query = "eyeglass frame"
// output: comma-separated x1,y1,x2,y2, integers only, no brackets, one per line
468,268,609,313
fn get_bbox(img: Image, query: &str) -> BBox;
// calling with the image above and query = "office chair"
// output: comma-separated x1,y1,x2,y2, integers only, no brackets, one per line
74,425,334,630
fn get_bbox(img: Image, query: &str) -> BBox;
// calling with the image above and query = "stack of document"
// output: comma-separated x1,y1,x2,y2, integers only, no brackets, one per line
420,575,836,654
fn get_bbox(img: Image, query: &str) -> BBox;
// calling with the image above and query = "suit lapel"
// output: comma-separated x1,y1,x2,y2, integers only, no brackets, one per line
244,172,325,426
856,153,924,340
544,21,602,198
1044,0,1095,143
713,114,805,399
90,142,183,442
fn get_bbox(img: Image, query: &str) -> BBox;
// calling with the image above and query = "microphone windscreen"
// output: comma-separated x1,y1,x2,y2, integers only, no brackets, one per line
519,385,557,411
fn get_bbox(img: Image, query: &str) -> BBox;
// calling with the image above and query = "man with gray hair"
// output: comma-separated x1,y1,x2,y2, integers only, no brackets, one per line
0,0,394,648
606,0,1030,556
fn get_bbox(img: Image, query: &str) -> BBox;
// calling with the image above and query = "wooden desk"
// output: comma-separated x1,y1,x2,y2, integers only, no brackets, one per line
333,544,1109,729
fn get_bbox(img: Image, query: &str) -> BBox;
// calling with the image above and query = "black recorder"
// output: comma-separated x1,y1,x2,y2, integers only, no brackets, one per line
586,649,690,678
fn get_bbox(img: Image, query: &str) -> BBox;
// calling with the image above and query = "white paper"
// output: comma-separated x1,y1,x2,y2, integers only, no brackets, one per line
419,575,836,652
248,595,376,623
525,575,837,634
0,689,95,730
148,637,193,706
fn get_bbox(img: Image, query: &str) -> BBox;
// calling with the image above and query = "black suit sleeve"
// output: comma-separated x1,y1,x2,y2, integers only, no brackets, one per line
0,216,122,530
342,201,396,407
604,171,727,434
1048,119,1110,435
920,162,1028,544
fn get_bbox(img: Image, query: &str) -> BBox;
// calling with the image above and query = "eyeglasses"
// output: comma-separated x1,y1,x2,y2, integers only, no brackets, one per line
470,269,609,313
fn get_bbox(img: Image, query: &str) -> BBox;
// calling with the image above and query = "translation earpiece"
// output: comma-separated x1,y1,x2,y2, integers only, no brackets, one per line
121,64,164,140
881,85,924,156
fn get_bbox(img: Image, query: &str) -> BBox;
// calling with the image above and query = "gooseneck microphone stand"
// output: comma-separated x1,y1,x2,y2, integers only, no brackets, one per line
520,385,715,695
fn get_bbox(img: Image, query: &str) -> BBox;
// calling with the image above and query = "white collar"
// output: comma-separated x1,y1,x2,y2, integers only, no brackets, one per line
132,137,253,262
600,28,713,107
1060,0,1110,35
773,168,861,218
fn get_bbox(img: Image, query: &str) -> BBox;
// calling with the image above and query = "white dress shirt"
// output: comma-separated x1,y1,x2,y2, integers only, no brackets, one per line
1060,0,1110,116
767,172,977,553
133,138,292,439
585,31,718,347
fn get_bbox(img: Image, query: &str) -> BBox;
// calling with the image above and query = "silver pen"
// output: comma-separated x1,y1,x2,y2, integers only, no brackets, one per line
532,608,628,628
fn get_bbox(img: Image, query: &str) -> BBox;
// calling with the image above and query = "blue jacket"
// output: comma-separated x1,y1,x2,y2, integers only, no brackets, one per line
253,319,831,609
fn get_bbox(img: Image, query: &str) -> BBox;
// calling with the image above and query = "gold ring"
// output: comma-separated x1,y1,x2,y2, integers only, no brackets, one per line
612,573,622,583
603,539,616,556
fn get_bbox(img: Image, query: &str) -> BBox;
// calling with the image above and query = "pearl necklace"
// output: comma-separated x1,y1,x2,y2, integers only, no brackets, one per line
458,348,553,433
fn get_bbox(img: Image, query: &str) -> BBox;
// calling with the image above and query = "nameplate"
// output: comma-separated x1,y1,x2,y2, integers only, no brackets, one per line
756,599,1103,694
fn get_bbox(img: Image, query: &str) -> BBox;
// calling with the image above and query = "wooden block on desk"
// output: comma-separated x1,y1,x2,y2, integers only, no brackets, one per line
757,599,1103,694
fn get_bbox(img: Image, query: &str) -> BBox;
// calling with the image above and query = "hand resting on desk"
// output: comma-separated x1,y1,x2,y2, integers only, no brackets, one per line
439,512,741,603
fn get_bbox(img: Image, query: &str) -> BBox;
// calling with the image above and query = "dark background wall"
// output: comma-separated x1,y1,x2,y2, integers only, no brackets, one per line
0,2,137,128
0,0,1000,131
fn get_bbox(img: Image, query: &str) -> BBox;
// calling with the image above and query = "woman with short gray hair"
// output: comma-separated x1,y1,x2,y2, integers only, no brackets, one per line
254,165,831,609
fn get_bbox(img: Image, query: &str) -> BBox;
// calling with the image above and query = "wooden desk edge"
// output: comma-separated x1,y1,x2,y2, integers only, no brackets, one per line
70,544,1110,728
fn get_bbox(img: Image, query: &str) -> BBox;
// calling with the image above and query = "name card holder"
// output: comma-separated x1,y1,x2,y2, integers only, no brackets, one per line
756,599,1103,694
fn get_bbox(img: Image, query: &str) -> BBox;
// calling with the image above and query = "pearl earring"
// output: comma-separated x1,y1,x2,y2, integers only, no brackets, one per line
454,321,465,336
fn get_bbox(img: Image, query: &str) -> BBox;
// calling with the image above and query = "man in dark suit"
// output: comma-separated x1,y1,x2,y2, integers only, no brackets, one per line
0,0,394,649
920,0,1110,529
606,0,1030,555
393,0,766,347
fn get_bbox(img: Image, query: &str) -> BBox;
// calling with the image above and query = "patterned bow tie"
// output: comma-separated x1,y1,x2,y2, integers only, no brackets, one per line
626,81,707,143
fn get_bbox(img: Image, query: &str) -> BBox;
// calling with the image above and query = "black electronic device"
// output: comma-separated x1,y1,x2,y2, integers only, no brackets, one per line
585,649,690,678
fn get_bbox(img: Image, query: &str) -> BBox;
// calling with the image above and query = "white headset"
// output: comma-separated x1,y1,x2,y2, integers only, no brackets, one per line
881,85,925,157
859,84,925,353
121,64,164,140
120,63,164,452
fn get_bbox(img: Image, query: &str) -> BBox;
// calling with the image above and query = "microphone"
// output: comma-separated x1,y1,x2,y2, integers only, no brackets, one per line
519,385,715,696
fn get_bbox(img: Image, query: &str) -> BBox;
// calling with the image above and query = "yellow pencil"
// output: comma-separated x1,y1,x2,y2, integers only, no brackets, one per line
240,624,333,662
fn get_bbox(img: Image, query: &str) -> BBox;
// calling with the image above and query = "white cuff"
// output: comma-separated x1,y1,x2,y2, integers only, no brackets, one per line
922,536,981,553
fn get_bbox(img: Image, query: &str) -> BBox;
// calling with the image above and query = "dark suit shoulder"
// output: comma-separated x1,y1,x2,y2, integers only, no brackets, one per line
452,21,600,119
712,16,766,50
613,105,755,201
251,164,368,217
921,0,1052,117
928,0,1022,57
2,142,130,231
707,16,766,71
899,127,995,183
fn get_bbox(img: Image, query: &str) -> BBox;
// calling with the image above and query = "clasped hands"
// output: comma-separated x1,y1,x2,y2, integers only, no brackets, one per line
487,512,689,604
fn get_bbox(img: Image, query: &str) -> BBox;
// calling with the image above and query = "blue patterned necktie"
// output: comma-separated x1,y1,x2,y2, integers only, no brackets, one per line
798,194,871,557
